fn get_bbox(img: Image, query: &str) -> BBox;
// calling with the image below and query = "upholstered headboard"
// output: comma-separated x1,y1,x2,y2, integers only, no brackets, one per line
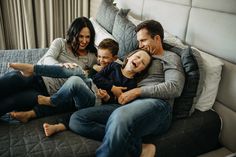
115,0,236,152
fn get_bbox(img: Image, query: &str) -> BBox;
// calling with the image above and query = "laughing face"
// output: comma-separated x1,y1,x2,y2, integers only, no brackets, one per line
137,28,162,56
125,50,151,74
77,27,91,50
97,48,117,67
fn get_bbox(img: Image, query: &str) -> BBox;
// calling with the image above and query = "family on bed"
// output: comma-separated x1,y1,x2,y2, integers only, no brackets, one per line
0,17,185,157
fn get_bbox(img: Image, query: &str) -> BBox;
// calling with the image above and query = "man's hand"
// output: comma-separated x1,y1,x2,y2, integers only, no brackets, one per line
111,86,127,98
60,63,78,69
118,88,141,105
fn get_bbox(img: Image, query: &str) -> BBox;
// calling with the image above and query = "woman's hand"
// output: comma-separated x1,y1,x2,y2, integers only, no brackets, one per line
60,63,78,69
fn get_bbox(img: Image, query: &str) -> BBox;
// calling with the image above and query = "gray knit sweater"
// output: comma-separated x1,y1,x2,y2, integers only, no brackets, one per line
37,38,97,95
138,50,185,106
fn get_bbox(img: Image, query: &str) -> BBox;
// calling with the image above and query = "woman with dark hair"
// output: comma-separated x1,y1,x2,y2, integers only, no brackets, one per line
0,17,97,120
66,16,97,56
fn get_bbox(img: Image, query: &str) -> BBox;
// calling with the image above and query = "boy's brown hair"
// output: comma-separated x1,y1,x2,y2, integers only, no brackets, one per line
98,38,119,56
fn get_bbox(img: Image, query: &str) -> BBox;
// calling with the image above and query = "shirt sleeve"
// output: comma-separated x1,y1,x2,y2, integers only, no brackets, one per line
140,52,185,99
92,62,118,91
88,68,98,78
37,38,63,65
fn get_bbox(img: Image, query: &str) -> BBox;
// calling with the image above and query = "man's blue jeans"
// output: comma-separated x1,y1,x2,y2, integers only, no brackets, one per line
69,98,172,157
69,104,119,141
97,98,172,157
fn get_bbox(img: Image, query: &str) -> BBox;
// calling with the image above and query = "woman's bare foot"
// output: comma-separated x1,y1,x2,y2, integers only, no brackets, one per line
8,63,34,77
38,95,52,106
10,110,36,123
43,123,66,137
140,144,156,157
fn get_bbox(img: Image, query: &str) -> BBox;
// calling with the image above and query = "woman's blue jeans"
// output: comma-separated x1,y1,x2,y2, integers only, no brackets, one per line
69,98,172,157
32,65,94,117
34,64,86,80
0,70,48,116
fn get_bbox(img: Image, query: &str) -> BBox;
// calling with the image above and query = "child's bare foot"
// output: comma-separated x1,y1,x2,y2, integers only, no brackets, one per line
8,63,34,77
43,123,66,137
10,110,36,123
140,144,156,157
38,95,52,106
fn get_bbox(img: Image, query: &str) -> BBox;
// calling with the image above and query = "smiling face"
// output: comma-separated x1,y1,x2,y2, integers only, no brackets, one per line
77,27,91,50
97,48,117,67
137,28,162,55
124,49,151,74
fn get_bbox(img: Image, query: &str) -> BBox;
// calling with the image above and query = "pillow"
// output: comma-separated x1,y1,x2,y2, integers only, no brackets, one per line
96,0,118,33
164,34,205,118
164,31,187,49
127,14,142,26
192,47,224,111
171,47,201,119
191,48,205,112
112,9,138,59
90,17,116,47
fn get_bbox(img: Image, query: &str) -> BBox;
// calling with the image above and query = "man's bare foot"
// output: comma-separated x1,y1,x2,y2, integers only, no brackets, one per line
140,144,156,157
43,123,66,137
10,110,36,123
38,95,52,106
8,63,34,77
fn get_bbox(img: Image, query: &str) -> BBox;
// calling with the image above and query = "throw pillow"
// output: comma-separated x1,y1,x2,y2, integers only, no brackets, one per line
192,47,224,111
191,48,205,112
127,14,142,26
90,17,116,47
163,32,205,118
170,46,201,119
112,9,138,59
164,31,187,49
96,0,118,33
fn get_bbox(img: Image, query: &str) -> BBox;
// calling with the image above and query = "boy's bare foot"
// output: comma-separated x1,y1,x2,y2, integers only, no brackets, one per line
8,63,34,77
43,123,66,137
140,144,156,157
10,110,36,123
38,95,52,106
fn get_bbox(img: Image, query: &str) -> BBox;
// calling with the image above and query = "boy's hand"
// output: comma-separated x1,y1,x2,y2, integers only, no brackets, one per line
97,89,110,102
93,64,104,72
111,86,127,98
60,63,78,69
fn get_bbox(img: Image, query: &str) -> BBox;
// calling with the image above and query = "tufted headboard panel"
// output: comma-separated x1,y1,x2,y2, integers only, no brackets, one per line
116,0,236,152
116,0,191,40
186,0,236,64
142,0,190,40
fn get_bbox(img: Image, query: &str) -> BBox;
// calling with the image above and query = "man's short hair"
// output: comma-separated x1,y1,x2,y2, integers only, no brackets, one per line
135,20,164,44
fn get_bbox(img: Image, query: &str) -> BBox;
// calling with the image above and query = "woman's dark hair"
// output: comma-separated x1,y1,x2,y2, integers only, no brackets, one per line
66,17,97,56
135,20,164,46
122,49,152,80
